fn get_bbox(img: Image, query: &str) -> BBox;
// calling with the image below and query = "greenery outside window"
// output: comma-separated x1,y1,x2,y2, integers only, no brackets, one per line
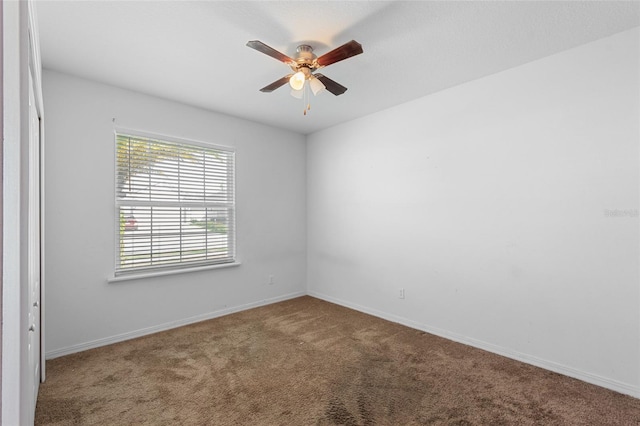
115,131,235,276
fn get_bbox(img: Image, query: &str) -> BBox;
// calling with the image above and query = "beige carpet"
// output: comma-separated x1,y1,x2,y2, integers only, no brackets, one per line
36,296,640,425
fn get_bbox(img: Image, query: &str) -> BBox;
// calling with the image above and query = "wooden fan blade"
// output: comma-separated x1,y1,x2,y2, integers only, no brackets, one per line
246,40,295,65
316,40,363,67
314,74,347,96
260,75,293,92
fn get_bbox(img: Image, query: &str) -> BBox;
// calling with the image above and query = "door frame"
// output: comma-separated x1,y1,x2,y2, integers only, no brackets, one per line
1,0,45,424
28,0,46,384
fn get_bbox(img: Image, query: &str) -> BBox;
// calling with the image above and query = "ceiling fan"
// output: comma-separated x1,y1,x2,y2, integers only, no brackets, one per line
246,39,363,113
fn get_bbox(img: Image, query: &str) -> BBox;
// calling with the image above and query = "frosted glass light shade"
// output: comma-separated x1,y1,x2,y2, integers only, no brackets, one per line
289,71,306,90
290,87,304,99
309,77,326,95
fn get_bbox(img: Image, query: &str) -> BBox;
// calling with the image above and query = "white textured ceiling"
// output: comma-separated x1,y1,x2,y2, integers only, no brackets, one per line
36,1,639,135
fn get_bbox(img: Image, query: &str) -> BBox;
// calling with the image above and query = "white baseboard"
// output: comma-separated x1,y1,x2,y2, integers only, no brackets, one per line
308,291,640,399
45,291,306,359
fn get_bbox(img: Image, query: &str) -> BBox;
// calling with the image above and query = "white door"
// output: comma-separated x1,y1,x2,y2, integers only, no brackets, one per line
28,70,42,409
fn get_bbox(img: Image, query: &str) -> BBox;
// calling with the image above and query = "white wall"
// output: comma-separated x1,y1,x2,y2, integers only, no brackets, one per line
307,27,640,397
43,70,307,357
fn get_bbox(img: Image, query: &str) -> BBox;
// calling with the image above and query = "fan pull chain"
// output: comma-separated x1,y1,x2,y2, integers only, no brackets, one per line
303,81,310,115
299,80,312,115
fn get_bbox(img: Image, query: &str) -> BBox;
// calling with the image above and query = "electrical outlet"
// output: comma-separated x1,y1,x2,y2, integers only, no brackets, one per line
268,275,275,285
399,288,405,299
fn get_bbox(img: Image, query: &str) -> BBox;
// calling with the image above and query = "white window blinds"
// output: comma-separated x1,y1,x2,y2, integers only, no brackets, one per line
115,132,235,275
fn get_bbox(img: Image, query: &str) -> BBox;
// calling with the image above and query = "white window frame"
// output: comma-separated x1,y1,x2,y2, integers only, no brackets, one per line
113,128,236,279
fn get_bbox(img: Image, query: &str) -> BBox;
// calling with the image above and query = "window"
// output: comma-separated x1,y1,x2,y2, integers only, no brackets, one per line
115,131,235,276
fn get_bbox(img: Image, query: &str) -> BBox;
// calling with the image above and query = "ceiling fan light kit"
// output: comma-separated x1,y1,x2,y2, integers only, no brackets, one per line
246,39,363,115
309,76,326,96
289,66,309,91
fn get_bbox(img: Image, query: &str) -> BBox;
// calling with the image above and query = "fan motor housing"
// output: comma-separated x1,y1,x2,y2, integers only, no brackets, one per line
294,45,317,69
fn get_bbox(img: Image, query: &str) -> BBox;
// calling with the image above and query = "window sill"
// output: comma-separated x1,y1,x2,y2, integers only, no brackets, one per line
107,261,241,283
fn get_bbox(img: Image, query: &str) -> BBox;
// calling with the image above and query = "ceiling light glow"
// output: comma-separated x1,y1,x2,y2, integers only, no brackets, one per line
289,71,306,90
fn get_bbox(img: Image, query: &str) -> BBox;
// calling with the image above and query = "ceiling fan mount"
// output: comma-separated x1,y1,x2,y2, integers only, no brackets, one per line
291,46,315,77
293,44,315,66
246,39,364,97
